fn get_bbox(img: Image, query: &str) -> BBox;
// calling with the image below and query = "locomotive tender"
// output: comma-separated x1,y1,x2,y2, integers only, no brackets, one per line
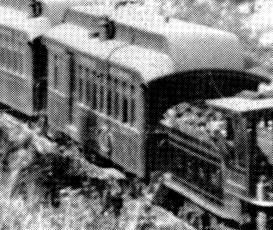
0,0,273,229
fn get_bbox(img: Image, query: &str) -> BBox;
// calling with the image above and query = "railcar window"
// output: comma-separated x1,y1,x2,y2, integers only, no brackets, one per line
122,98,128,123
86,79,91,104
6,49,11,70
106,75,112,116
0,34,2,67
92,82,97,110
114,79,119,119
53,54,59,89
85,68,91,104
13,50,18,72
99,74,104,112
122,82,128,123
94,74,100,110
18,52,23,75
0,47,3,67
92,72,98,110
130,85,136,125
78,65,83,102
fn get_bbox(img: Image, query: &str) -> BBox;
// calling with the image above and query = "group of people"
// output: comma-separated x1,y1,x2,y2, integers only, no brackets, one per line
163,103,228,139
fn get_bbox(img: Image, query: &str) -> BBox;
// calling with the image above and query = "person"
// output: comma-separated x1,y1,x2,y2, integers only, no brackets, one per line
131,178,144,199
101,178,121,216
206,113,226,137
101,181,112,216
137,205,156,230
111,181,123,217
240,213,256,230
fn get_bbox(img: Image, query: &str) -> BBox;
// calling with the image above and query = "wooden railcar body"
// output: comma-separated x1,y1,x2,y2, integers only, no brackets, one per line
0,5,49,117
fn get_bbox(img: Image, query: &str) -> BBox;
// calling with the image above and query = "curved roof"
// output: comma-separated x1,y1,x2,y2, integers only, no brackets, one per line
0,6,50,41
41,0,95,25
64,3,114,30
44,23,125,59
0,0,93,25
45,23,174,83
207,97,273,113
109,45,174,83
71,2,116,18
112,5,244,71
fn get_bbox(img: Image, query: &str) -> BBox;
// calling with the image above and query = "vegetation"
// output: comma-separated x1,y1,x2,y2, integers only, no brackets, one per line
157,0,273,69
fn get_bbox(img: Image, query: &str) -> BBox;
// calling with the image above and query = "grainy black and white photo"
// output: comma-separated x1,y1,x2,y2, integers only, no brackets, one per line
0,0,272,229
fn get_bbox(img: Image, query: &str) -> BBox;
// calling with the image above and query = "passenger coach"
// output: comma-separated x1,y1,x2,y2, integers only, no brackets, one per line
0,5,49,117
43,3,270,178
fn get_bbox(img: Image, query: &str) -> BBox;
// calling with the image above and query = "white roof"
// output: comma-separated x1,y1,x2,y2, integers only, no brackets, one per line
207,97,273,113
45,23,175,83
113,6,244,71
0,6,50,41
45,23,125,59
71,2,116,18
110,45,174,83
41,0,94,25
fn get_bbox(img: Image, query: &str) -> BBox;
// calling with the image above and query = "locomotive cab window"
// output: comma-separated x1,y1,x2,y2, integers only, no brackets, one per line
249,110,273,165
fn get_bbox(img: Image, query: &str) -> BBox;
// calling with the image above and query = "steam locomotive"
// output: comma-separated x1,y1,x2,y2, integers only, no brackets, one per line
0,0,273,229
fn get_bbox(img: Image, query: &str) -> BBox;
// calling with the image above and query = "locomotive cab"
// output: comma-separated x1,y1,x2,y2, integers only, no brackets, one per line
206,96,273,198
156,96,273,229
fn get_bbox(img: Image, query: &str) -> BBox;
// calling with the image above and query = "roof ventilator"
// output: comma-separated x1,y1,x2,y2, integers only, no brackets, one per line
29,0,42,17
99,17,116,41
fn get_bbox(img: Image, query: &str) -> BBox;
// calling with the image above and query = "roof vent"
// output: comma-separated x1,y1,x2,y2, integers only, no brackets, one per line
99,18,116,41
30,0,42,17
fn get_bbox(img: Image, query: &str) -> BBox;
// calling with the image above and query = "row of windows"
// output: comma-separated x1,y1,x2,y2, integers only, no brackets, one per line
0,32,25,52
0,31,25,75
0,47,24,75
76,64,137,126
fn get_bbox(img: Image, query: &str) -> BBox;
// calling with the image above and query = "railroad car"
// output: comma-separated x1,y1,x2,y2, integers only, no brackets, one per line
0,4,50,118
0,2,273,229
0,0,95,121
43,2,270,178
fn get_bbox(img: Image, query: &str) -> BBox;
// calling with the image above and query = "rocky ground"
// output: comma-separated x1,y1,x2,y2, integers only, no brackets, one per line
0,115,182,230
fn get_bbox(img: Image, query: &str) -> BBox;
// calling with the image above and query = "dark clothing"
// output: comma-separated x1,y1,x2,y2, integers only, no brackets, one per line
112,193,123,217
